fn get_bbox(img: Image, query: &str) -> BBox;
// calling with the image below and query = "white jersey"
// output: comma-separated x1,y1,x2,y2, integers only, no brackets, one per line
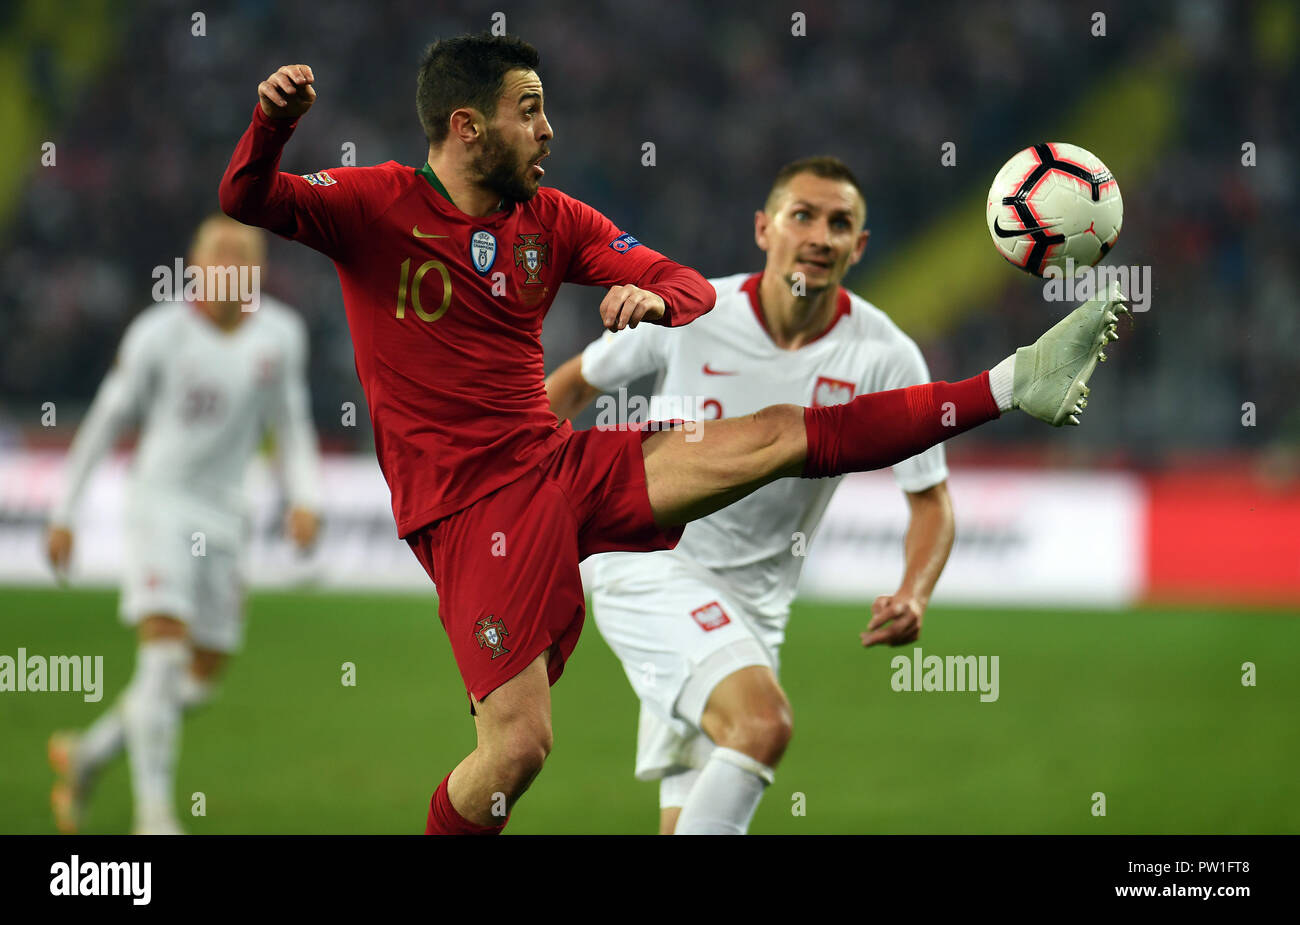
50,298,321,546
581,271,947,619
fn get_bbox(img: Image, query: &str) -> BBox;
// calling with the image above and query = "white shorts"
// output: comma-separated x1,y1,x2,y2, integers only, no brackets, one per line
588,551,785,781
119,507,247,653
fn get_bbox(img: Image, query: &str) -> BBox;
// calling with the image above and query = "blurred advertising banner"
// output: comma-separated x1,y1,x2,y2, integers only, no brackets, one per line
0,450,430,591
0,451,1296,606
801,470,1146,607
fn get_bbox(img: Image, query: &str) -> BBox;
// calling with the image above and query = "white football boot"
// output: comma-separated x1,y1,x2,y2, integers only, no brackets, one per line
1012,281,1130,426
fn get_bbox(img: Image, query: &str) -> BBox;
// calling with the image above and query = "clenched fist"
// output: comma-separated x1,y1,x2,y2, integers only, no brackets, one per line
285,506,320,551
259,64,316,119
600,285,666,332
46,525,73,579
861,592,926,648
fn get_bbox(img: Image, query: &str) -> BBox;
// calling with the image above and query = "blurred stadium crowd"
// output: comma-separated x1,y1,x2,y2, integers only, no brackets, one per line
1,0,1295,464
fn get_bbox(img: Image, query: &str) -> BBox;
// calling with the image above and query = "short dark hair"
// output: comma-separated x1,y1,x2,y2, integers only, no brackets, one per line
416,32,541,146
765,156,868,223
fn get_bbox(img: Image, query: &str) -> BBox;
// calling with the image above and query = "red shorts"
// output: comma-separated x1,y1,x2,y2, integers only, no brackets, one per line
406,425,683,702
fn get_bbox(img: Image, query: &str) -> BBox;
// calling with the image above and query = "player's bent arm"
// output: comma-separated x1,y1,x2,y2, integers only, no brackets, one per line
627,262,716,328
862,480,955,648
898,481,955,606
49,314,156,530
219,65,370,256
48,369,140,527
545,354,602,422
218,71,311,234
597,262,715,330
46,364,143,575
866,332,955,631
562,196,716,328
218,114,318,241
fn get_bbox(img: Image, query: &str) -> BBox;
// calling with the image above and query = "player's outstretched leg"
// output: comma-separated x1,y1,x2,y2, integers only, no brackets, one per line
425,652,554,835
643,287,1129,526
49,642,220,834
112,616,192,835
48,730,102,835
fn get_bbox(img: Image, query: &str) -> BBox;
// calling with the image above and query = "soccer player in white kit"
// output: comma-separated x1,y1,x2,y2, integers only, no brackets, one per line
44,214,322,834
546,158,955,834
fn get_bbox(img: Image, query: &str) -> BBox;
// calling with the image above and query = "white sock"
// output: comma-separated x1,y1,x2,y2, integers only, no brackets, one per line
75,669,213,785
122,640,188,829
76,700,127,782
673,747,774,835
989,354,1016,413
659,768,702,812
177,672,215,709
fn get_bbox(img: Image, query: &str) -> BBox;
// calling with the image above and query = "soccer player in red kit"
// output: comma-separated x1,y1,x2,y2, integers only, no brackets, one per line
219,34,1127,834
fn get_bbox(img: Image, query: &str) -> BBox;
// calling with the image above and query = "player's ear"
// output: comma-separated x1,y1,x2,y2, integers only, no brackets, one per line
850,228,870,264
754,210,770,251
448,107,481,144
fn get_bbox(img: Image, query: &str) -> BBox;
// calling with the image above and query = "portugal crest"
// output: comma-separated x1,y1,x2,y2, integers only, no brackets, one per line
470,230,497,276
474,615,510,658
513,233,550,285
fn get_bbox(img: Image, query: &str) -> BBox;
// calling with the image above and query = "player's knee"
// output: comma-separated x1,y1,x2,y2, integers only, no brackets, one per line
522,723,554,767
138,614,188,641
708,701,794,768
489,719,553,789
190,648,227,682
743,704,794,766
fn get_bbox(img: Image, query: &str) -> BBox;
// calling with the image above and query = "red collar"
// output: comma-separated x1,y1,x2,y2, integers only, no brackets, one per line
740,272,851,348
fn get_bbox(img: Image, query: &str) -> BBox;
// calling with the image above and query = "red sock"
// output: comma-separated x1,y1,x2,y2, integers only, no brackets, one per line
424,773,509,835
803,372,1000,478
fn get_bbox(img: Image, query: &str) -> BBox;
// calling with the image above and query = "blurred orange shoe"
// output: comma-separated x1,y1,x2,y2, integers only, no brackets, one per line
48,731,85,834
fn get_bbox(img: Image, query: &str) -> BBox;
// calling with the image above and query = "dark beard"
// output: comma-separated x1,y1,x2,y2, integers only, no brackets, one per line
471,128,536,204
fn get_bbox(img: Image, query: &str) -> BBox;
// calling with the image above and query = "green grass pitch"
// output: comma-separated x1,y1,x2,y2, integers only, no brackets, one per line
1,587,1297,834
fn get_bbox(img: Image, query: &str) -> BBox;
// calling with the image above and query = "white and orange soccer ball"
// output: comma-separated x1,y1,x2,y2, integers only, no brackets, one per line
985,143,1123,277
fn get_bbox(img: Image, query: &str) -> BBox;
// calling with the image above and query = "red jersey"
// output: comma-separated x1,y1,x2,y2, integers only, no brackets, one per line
219,105,715,537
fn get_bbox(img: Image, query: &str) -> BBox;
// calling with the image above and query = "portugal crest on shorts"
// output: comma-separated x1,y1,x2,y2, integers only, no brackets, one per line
474,615,510,658
513,234,549,285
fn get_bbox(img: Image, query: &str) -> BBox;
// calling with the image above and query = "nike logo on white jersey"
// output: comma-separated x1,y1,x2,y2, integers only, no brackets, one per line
702,364,737,376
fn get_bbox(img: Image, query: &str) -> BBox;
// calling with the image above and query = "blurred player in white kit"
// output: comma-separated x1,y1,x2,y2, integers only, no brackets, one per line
546,158,955,834
44,214,322,834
